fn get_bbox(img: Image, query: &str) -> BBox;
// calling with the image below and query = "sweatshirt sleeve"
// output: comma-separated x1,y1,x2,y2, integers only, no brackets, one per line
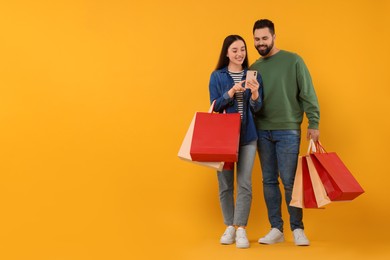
296,56,320,129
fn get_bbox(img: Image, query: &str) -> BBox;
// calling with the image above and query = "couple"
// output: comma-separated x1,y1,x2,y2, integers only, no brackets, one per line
209,19,320,249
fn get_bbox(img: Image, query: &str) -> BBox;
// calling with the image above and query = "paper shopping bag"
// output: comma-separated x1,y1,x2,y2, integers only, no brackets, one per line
306,156,331,207
302,156,318,208
290,156,304,208
190,103,241,162
291,140,326,208
178,113,224,171
310,154,339,200
223,162,235,170
310,144,364,201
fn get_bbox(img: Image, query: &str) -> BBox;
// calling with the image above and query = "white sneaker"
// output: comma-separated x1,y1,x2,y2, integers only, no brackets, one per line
220,226,236,245
235,228,250,249
258,228,284,244
293,228,310,246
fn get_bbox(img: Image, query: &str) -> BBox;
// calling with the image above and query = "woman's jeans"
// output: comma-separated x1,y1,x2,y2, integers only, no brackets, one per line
217,141,257,227
257,130,304,232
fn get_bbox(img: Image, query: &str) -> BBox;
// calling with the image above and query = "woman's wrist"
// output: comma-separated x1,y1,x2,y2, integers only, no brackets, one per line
251,91,259,100
228,89,235,98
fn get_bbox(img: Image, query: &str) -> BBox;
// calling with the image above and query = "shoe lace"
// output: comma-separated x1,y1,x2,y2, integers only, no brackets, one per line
236,229,246,239
294,230,305,240
265,229,277,239
223,228,235,237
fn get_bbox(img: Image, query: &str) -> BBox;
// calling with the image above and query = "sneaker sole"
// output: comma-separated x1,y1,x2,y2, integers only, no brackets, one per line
258,237,285,244
236,243,250,249
295,242,310,246
220,240,235,245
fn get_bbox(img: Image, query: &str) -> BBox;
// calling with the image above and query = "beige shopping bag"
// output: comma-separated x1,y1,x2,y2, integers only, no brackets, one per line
290,156,304,208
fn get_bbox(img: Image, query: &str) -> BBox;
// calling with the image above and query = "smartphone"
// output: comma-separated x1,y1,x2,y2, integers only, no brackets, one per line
246,70,257,88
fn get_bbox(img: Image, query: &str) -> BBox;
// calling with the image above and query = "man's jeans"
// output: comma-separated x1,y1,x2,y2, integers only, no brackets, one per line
257,130,304,232
217,141,256,227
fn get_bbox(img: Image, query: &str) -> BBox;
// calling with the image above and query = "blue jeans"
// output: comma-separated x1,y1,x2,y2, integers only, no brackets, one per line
217,141,257,227
257,130,304,232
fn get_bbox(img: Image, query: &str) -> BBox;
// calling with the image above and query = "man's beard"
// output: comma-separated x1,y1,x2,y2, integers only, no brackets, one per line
256,41,274,56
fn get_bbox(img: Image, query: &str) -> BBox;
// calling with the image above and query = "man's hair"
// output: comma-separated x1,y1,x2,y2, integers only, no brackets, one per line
253,19,275,35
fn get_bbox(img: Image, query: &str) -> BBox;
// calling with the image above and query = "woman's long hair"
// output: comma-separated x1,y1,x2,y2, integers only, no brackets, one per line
215,35,249,71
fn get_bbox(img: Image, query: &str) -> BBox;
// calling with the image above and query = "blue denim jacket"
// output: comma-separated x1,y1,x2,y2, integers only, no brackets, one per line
209,67,263,145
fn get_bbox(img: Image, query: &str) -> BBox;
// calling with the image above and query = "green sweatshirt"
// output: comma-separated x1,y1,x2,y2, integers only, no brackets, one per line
250,50,320,130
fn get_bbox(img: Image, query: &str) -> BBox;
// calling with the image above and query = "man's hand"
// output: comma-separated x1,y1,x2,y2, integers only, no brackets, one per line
307,129,320,142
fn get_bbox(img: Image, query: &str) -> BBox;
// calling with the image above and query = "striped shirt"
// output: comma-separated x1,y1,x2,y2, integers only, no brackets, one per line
229,70,244,118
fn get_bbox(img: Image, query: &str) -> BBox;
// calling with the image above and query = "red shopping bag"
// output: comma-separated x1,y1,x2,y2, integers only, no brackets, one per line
310,142,364,201
190,102,241,162
223,162,235,170
178,113,225,171
302,156,318,208
306,156,331,207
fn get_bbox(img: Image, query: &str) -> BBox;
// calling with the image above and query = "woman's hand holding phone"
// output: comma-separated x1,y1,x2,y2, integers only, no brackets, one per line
245,70,260,100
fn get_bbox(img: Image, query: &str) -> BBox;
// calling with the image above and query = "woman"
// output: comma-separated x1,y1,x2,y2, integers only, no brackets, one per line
209,35,263,249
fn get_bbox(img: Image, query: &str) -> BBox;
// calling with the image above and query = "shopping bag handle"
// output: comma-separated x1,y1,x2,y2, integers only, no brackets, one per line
306,139,317,154
208,100,216,113
306,139,329,154
315,141,327,153
209,100,226,114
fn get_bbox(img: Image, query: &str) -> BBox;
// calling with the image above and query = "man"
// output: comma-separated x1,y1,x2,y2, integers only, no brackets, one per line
250,19,320,246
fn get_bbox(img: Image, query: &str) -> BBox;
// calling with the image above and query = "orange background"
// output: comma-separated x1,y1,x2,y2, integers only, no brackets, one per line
0,0,389,259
